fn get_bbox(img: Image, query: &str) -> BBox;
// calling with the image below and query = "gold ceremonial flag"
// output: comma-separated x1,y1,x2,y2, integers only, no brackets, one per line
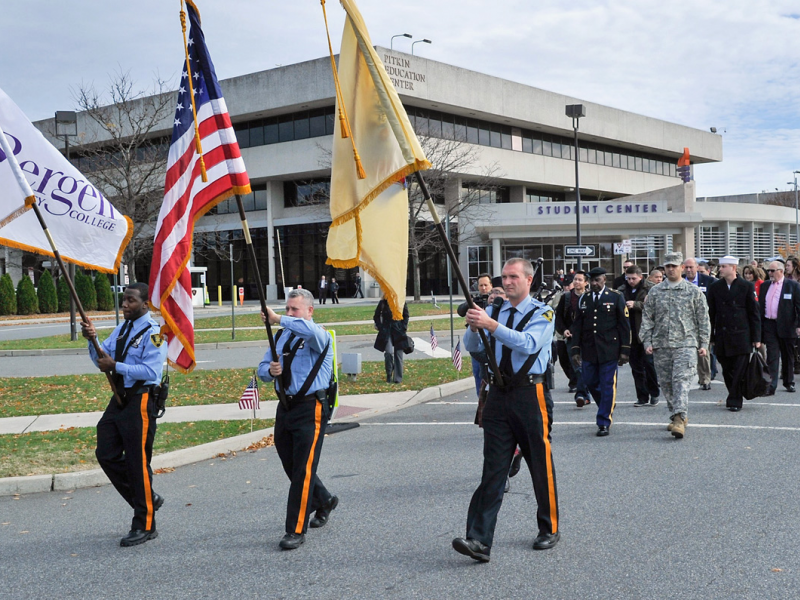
324,0,430,320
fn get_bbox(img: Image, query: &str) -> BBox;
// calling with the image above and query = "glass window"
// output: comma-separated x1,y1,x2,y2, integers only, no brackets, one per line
241,192,255,212
466,120,479,144
441,114,454,140
416,109,429,136
501,130,512,150
542,139,552,157
454,116,467,142
249,121,264,146
587,148,596,164
278,115,294,142
429,111,442,138
635,156,643,171
294,112,309,140
522,136,532,153
309,109,326,137
562,143,573,160
612,153,620,168
325,110,335,135
579,146,588,162
490,128,501,148
264,118,279,144
234,123,250,148
479,124,491,146
670,163,676,177
552,141,563,159
532,138,543,154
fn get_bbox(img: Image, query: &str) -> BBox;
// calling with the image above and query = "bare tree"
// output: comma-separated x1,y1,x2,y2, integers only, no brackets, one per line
407,135,501,300
764,190,797,208
73,71,174,281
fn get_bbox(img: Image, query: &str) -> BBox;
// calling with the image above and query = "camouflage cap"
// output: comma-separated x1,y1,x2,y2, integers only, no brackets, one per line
663,252,683,266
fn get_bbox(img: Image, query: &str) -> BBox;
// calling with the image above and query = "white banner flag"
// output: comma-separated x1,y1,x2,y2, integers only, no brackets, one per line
0,87,132,273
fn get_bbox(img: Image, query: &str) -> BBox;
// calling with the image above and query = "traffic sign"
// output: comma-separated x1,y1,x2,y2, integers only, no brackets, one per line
564,245,596,257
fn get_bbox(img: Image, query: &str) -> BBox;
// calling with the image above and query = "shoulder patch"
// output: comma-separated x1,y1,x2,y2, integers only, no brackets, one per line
542,309,554,322
150,334,165,348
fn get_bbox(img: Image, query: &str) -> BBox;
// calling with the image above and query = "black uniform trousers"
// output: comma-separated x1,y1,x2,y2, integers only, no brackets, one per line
95,390,157,532
466,382,559,547
274,398,333,535
629,341,660,402
717,353,749,409
762,319,795,391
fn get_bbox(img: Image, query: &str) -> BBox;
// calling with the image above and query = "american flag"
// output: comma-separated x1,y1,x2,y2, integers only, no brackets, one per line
149,1,251,373
430,323,438,351
452,338,463,372
239,376,260,411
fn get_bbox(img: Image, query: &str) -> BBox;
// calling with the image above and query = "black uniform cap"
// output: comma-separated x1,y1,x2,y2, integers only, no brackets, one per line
588,267,607,279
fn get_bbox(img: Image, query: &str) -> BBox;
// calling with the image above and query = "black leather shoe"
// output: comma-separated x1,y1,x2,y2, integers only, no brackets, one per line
279,532,305,550
153,493,164,512
575,396,589,407
504,477,510,493
701,383,712,391
568,386,577,393
508,452,523,478
452,537,490,562
120,529,157,547
727,406,741,412
533,531,560,550
633,399,649,407
596,426,609,437
786,384,796,393
310,495,339,528
766,388,776,396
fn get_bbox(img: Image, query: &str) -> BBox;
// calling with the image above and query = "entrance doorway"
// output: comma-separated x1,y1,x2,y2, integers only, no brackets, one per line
564,259,600,274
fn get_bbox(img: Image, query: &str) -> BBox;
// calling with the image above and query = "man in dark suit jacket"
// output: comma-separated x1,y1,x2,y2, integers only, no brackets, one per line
684,257,717,389
707,257,761,411
570,267,631,437
759,260,800,395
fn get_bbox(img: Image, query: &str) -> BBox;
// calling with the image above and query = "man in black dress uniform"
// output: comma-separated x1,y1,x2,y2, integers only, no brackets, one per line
570,267,631,436
707,256,761,411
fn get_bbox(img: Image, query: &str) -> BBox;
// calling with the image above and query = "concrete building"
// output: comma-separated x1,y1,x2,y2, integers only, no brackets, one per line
17,49,796,294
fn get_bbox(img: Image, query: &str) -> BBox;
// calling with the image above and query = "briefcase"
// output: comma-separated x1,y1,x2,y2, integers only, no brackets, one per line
740,350,771,400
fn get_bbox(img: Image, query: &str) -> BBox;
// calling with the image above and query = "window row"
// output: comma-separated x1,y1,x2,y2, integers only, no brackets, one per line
233,107,336,149
212,184,268,214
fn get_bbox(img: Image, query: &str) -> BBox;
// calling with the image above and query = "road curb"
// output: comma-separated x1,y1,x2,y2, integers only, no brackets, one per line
0,377,473,497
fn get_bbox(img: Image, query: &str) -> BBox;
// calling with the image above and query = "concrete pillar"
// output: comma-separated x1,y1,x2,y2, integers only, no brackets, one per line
492,238,502,276
265,181,279,300
4,247,23,286
723,221,730,255
745,222,755,262
509,185,525,203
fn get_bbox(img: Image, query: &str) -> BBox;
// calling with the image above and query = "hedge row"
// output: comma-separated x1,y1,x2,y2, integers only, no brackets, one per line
0,270,117,316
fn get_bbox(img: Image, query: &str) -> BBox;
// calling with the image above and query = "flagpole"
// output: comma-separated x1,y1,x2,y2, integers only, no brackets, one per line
414,171,505,387
28,201,123,404
233,195,287,409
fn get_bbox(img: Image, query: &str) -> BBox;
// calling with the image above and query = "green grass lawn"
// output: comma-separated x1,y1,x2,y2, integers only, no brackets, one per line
0,419,274,478
0,359,469,418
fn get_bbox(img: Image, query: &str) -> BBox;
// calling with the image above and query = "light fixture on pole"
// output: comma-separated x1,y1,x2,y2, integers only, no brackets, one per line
55,111,79,341
412,39,431,55
391,33,412,50
789,172,800,245
565,104,586,269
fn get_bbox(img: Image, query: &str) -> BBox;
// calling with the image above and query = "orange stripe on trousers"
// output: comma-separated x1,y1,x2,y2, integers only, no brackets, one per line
295,401,323,534
536,384,558,533
139,393,154,531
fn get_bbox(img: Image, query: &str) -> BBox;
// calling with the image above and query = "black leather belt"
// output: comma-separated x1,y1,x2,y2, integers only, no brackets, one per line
488,374,545,388
285,389,326,405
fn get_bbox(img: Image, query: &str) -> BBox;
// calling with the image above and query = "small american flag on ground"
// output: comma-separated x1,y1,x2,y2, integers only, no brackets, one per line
239,376,260,410
452,338,462,372
430,324,438,351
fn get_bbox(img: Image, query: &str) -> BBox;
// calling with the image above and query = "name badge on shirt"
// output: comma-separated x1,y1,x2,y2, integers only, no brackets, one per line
784,293,792,300
699,286,706,292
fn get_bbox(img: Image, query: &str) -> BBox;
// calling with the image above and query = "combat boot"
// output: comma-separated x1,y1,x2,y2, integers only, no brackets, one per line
666,415,688,431
671,414,686,438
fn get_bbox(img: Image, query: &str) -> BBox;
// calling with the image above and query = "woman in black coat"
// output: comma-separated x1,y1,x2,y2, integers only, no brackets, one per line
373,299,410,383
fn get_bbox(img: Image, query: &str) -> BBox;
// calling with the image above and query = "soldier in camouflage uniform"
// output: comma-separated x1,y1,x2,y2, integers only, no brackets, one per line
639,252,711,438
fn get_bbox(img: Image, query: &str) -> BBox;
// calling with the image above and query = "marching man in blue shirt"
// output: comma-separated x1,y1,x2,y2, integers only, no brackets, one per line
452,258,560,562
81,282,168,547
259,288,337,550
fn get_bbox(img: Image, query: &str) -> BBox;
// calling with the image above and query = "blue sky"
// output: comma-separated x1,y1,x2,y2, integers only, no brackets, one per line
2,0,799,196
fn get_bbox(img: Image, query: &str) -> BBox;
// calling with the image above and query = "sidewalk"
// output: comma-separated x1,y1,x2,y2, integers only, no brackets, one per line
0,378,474,496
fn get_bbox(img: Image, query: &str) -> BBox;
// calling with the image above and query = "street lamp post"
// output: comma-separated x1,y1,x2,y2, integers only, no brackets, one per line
391,33,412,50
565,104,586,270
791,172,800,246
412,39,432,55
55,111,78,341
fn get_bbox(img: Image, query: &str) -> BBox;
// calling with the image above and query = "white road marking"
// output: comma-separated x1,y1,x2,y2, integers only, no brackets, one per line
411,337,452,358
360,421,800,432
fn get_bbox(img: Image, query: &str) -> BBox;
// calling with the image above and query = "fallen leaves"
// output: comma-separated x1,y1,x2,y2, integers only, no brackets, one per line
154,467,175,474
243,435,274,452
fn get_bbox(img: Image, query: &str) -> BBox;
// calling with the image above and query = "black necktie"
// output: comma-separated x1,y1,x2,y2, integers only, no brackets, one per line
499,307,517,376
114,321,133,361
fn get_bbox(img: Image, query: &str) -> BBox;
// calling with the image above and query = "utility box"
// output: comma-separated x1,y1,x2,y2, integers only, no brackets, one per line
341,353,362,382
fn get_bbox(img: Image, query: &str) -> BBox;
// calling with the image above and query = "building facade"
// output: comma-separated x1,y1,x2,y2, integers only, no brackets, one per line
16,49,795,293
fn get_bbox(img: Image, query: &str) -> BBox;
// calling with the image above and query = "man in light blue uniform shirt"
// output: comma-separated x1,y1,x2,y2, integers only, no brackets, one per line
452,258,560,563
258,288,337,551
81,282,168,547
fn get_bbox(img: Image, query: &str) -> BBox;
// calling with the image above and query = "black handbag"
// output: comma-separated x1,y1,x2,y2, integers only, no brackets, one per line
402,335,415,355
740,350,771,400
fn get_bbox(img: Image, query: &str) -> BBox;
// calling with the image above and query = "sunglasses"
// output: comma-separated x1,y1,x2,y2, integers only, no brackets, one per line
767,269,778,273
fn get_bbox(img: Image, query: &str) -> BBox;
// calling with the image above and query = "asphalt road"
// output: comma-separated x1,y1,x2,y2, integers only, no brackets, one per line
3,369,800,598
